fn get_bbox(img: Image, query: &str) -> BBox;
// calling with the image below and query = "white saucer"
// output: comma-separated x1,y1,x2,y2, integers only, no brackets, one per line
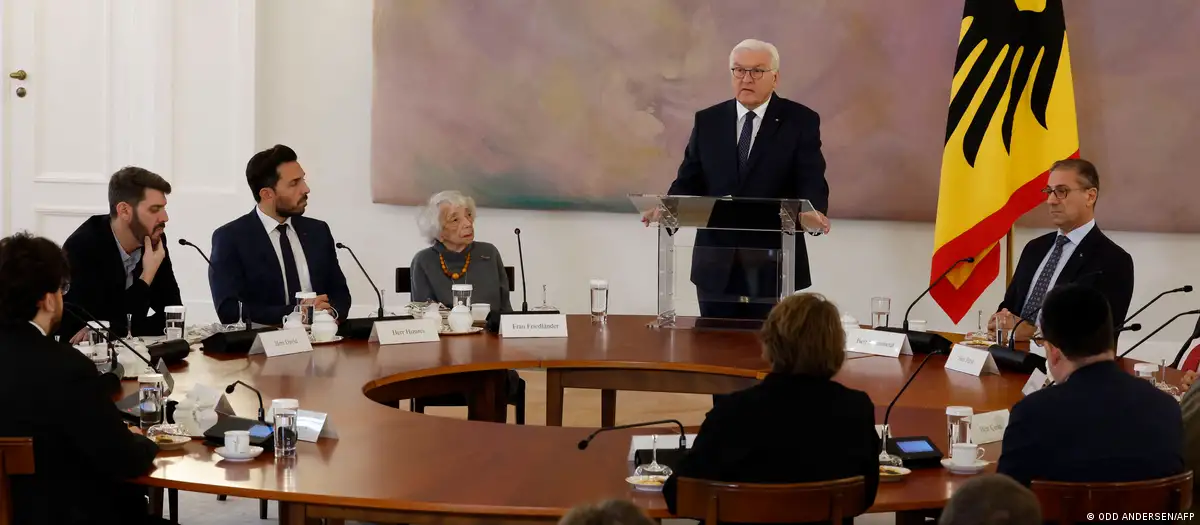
879,465,911,482
626,475,667,491
312,335,344,345
941,458,989,474
215,446,264,462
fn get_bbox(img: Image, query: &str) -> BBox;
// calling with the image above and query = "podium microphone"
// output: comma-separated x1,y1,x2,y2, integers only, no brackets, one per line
225,380,266,423
877,256,973,353
177,238,210,264
1124,285,1192,325
577,419,687,451
1120,310,1200,359
515,228,529,312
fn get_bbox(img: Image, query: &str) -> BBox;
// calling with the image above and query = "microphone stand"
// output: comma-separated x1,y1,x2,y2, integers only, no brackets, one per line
577,419,688,451
880,350,945,466
876,256,974,353
1120,310,1200,359
177,238,211,264
336,242,384,319
225,380,266,423
1124,285,1192,325
514,228,529,312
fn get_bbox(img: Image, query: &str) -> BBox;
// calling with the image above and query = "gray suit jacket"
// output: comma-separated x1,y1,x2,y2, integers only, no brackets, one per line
1181,385,1200,521
410,241,512,312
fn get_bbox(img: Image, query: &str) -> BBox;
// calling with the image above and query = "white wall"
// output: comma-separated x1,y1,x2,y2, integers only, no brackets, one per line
7,0,1197,367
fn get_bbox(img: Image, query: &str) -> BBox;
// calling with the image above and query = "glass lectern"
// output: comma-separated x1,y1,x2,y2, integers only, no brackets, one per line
629,194,823,329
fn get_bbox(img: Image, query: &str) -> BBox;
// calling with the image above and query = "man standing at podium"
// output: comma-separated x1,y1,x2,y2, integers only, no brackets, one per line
658,39,830,320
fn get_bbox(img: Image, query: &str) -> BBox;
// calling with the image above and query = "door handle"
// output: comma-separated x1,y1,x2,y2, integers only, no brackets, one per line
9,70,27,80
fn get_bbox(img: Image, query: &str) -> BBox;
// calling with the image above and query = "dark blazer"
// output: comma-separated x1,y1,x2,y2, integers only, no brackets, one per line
666,93,829,293
997,360,1184,487
209,209,351,325
663,374,879,525
58,214,182,340
0,323,159,525
999,226,1134,331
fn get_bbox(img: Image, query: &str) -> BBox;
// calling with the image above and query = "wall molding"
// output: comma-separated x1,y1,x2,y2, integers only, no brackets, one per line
33,171,109,185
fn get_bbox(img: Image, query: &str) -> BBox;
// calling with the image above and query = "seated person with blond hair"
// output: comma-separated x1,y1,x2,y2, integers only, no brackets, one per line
662,293,879,525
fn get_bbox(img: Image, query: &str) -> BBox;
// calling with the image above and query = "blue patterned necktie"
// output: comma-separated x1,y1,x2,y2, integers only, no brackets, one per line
738,111,756,174
1021,235,1071,320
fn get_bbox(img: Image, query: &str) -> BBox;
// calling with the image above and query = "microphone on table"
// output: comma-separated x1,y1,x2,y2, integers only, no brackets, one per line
177,238,211,264
515,228,529,312
334,242,412,339
876,256,974,353
1119,309,1200,360
879,350,949,468
1117,323,1142,334
64,303,160,372
578,419,687,451
882,350,946,434
985,317,1047,374
225,380,266,423
1124,285,1192,326
1169,316,1200,369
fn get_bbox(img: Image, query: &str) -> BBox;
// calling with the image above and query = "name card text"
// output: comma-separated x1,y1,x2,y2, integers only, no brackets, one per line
248,329,313,358
501,314,569,338
945,344,999,377
845,329,912,358
970,409,1010,445
370,318,441,345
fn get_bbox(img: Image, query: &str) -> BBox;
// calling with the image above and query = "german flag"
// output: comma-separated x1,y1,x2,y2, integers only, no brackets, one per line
930,0,1080,324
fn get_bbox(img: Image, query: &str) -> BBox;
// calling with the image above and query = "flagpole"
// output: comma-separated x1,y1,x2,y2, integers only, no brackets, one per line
1005,226,1015,287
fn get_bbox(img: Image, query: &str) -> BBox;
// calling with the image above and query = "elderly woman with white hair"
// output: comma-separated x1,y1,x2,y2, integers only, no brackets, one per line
411,190,513,312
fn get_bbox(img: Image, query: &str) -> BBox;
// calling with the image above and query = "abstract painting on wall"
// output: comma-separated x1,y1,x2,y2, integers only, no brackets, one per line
371,0,1200,233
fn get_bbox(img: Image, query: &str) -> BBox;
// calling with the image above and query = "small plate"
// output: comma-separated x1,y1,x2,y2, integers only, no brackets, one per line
215,446,264,462
440,326,484,336
311,335,344,345
626,475,668,492
941,458,989,475
153,434,192,450
879,465,911,482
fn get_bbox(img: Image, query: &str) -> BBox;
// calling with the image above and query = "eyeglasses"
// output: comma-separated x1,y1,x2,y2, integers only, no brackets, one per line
1041,185,1093,199
731,67,774,80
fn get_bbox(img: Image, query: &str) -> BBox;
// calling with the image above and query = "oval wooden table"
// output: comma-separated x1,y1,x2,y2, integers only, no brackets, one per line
131,315,1183,525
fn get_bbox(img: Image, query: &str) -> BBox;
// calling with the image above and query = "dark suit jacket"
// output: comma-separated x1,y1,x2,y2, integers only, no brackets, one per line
666,93,828,293
58,214,182,339
0,323,159,525
997,360,1184,487
662,374,879,525
999,226,1134,331
209,209,351,325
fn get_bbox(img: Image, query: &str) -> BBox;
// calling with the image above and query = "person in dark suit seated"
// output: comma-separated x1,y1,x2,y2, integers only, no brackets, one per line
662,293,880,525
57,167,182,342
410,190,513,312
997,284,1184,487
654,38,830,321
989,158,1133,342
0,233,164,525
209,145,351,325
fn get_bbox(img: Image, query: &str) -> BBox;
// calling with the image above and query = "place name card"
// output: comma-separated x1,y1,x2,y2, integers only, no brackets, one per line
369,318,440,345
248,329,312,357
845,329,912,358
945,344,999,376
264,408,339,443
970,409,1010,445
501,314,569,338
1022,368,1053,396
627,433,697,462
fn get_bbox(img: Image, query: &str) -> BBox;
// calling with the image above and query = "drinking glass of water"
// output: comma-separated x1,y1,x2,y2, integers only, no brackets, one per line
272,398,299,458
946,406,973,447
589,279,609,324
138,374,165,430
871,297,891,328
164,305,186,340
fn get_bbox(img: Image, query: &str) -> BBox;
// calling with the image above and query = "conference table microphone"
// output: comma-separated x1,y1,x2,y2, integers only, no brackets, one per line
879,350,947,468
515,228,529,312
877,256,974,353
485,228,559,333
1120,309,1200,359
577,419,688,451
177,238,211,264
578,419,688,470
202,380,275,449
1117,323,1142,334
986,317,1047,374
335,242,412,340
1169,316,1200,369
225,380,266,423
1124,285,1192,326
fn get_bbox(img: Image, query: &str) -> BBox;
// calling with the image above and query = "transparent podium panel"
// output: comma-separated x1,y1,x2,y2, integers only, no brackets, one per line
629,194,821,330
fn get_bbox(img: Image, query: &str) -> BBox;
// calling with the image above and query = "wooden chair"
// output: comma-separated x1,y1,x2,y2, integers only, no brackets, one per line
396,266,526,425
1032,471,1194,525
0,438,35,525
673,475,867,524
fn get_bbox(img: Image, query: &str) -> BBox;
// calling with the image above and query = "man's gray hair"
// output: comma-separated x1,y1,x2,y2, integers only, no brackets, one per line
729,38,780,71
416,190,476,244
939,474,1042,525
558,500,654,525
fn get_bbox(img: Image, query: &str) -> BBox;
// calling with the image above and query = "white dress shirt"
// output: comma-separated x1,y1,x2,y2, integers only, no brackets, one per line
29,321,47,337
1023,218,1096,311
256,206,313,301
735,97,771,155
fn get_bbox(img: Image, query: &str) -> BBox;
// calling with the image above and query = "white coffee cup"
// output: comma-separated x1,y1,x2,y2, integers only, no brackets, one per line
950,442,985,467
225,430,251,455
471,303,491,322
909,319,927,332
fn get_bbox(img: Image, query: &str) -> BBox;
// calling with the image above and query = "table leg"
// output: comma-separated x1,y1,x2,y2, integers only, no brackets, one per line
600,389,616,427
147,487,164,517
546,369,564,426
278,501,307,525
466,370,507,423
168,488,178,523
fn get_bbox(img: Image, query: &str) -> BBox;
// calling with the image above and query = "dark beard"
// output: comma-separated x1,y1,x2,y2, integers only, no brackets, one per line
277,200,307,218
130,219,163,247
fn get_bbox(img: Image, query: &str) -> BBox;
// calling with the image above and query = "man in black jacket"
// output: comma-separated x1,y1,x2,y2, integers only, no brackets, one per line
0,232,162,525
997,284,1183,487
658,39,830,321
989,158,1133,341
58,167,182,342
